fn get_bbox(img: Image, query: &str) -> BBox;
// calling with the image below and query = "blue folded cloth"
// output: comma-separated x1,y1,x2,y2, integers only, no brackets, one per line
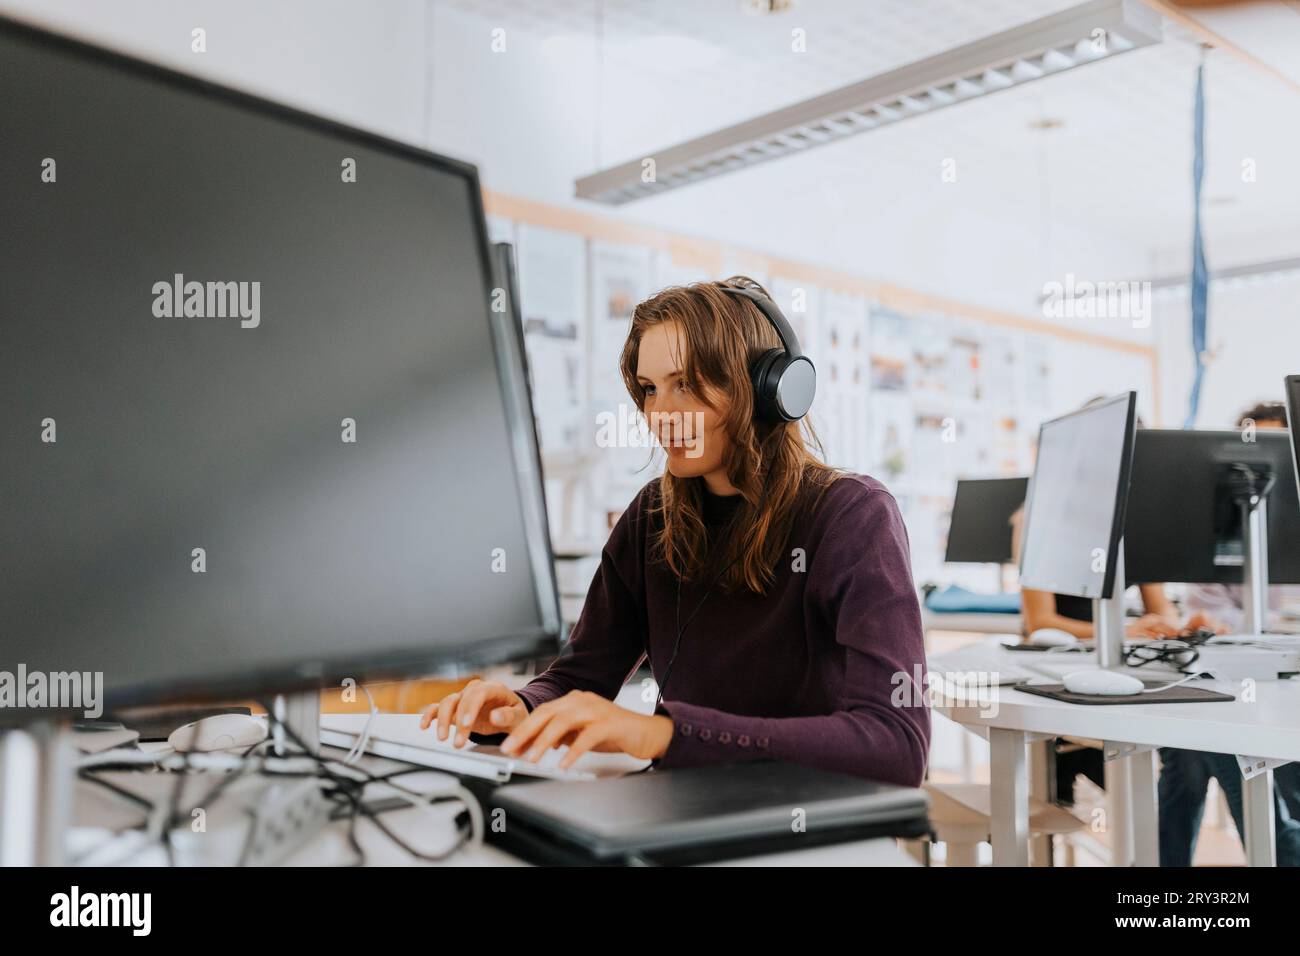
924,585,1021,614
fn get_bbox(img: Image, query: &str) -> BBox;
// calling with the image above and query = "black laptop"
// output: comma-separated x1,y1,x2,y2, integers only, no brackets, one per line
484,760,931,866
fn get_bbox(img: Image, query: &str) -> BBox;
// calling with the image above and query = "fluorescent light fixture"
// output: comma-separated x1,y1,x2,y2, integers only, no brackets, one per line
1146,255,1300,296
1036,256,1300,308
575,0,1162,205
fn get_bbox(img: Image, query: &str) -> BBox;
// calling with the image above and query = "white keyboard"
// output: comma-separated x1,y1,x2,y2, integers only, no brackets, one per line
319,714,596,783
927,649,1047,686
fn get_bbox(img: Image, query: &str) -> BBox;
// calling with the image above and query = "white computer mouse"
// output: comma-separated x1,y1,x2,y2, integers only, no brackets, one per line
168,714,268,753
1063,670,1145,697
1028,628,1079,648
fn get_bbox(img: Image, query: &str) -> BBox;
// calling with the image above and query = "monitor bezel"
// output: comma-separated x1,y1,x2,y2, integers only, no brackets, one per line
489,242,564,640
1287,375,1300,506
0,15,562,724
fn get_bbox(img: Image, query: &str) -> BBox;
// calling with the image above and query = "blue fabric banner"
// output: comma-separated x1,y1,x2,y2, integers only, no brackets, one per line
1185,61,1208,428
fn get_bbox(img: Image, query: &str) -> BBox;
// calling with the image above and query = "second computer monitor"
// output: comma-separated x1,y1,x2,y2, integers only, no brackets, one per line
945,477,1029,564
1018,392,1137,600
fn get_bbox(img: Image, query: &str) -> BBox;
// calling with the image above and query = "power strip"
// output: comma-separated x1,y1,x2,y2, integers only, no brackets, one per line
169,776,334,866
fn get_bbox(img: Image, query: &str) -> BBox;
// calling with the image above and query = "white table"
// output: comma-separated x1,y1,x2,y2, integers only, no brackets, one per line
930,643,1300,867
70,705,919,867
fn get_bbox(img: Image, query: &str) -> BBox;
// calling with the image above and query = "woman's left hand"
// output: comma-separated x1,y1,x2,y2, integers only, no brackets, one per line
1126,613,1181,639
499,690,674,770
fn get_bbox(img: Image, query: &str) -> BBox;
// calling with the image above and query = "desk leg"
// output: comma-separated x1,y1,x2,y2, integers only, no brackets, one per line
1104,755,1133,866
1130,749,1159,867
1241,767,1277,867
1029,738,1053,866
989,728,1029,867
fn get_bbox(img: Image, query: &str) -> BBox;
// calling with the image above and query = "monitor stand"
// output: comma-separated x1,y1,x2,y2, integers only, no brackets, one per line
1239,496,1270,635
0,695,324,867
272,691,321,755
1221,458,1276,634
0,719,74,866
1092,539,1126,670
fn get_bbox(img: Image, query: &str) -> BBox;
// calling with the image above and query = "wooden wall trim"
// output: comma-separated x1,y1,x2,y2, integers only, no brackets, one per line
482,187,1163,421
482,188,1156,358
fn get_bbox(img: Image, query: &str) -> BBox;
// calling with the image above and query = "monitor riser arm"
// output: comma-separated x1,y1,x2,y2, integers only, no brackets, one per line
0,719,74,866
1241,496,1269,635
273,691,321,755
1094,539,1127,670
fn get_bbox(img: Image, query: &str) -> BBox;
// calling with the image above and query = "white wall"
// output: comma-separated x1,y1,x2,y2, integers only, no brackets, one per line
0,0,431,144
1154,272,1300,429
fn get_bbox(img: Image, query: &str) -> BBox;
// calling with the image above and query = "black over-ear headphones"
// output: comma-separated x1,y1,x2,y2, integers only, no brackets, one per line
717,281,817,423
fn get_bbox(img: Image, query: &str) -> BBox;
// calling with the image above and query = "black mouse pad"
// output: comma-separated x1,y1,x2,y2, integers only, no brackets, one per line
1016,681,1235,705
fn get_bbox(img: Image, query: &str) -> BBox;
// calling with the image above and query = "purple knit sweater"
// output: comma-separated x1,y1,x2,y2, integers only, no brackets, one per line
516,473,930,786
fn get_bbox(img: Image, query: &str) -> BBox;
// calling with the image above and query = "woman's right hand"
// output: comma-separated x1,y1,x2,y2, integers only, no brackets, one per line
419,679,528,748
1184,611,1229,635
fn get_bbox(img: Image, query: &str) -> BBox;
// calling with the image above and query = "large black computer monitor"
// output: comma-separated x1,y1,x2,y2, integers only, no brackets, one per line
944,477,1029,564
1018,392,1136,600
0,18,561,723
1287,375,1300,504
1124,429,1300,585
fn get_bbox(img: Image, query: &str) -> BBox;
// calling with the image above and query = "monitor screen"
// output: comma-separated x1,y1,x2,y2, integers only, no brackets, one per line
944,477,1029,564
0,20,559,720
1018,393,1136,599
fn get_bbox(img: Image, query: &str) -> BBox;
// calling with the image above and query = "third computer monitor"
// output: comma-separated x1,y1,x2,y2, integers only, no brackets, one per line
1124,429,1300,585
1018,392,1136,600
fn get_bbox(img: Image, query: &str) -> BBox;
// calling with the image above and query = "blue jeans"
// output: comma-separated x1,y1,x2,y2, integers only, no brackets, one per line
1158,748,1300,866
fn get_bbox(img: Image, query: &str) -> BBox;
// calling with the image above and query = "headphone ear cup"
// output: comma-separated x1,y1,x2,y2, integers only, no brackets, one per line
749,348,787,422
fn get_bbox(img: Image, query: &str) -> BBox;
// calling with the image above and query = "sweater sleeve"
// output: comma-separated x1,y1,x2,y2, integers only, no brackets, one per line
1184,584,1244,633
654,483,930,787
512,485,652,713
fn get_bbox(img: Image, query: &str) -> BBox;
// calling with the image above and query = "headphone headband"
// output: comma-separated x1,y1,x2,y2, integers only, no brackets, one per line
716,284,804,358
716,281,816,423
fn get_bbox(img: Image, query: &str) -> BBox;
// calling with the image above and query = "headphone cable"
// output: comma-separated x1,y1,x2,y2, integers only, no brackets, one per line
654,491,747,710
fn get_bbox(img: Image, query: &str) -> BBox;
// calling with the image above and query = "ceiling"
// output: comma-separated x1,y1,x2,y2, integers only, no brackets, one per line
437,0,1300,319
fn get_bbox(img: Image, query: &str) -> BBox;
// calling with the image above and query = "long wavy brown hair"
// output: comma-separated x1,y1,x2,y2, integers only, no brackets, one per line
619,277,839,594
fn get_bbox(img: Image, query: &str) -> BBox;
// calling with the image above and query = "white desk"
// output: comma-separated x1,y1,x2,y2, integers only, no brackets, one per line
71,714,919,867
931,643,1300,866
253,736,917,866
296,727,919,866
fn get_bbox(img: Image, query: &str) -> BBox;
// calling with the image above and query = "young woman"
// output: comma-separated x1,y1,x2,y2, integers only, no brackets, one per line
420,277,930,785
